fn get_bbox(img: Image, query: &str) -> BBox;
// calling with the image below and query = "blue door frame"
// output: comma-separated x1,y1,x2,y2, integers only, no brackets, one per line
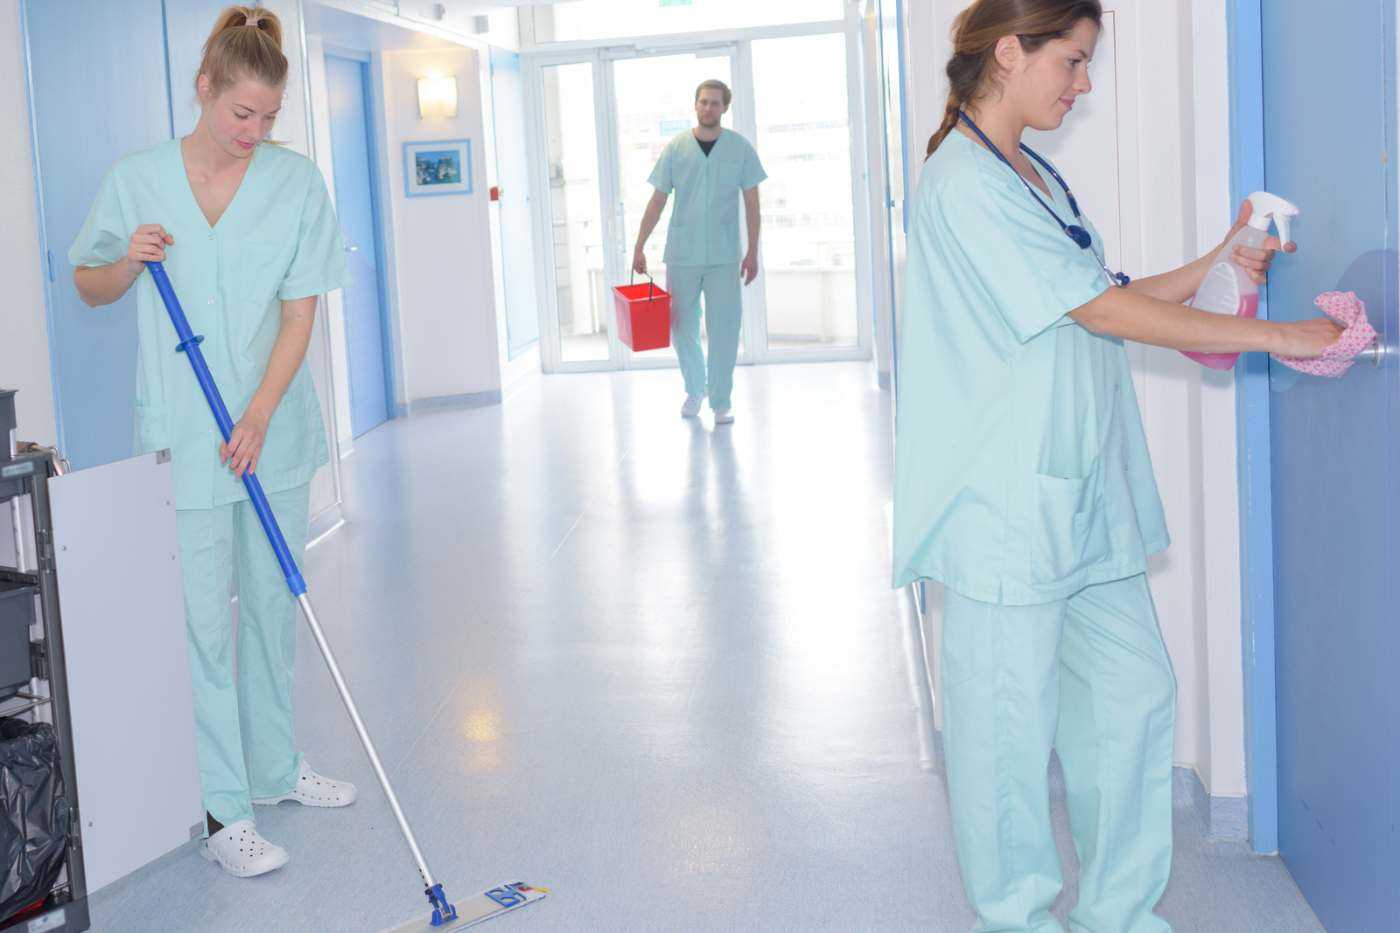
1225,0,1280,856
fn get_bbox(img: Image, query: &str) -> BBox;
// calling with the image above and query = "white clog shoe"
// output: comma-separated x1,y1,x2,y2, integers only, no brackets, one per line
252,759,357,808
201,820,289,878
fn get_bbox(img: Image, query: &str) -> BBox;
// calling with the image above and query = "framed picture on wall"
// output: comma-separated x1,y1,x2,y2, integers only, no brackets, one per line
404,139,472,197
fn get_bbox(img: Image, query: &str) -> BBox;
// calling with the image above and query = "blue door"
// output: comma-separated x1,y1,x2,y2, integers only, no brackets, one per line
24,0,171,470
325,55,392,438
1260,2,1399,928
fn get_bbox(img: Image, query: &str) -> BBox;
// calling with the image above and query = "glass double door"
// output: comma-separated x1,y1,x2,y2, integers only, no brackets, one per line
534,33,868,372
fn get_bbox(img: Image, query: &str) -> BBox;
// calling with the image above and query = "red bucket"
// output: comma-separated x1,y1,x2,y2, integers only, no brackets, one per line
612,274,671,352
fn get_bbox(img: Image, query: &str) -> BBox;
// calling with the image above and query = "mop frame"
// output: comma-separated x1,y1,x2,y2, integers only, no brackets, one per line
146,261,459,926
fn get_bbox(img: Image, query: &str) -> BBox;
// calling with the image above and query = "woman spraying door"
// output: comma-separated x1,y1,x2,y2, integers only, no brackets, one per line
70,6,353,878
892,1,1340,929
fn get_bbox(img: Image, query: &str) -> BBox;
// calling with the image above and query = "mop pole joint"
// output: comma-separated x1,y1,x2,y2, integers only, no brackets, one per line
427,884,458,926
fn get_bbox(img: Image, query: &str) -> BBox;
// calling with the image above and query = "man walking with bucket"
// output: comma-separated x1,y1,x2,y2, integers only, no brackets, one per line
633,79,766,425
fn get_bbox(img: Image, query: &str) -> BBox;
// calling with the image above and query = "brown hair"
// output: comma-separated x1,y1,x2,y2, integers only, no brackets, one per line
695,79,733,107
926,0,1102,156
196,5,287,97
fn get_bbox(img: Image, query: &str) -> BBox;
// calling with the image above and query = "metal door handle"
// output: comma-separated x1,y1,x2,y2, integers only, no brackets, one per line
1357,336,1390,368
344,244,359,253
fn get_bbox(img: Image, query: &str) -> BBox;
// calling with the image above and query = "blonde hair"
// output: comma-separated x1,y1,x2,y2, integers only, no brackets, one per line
196,5,287,97
927,0,1102,156
695,79,733,107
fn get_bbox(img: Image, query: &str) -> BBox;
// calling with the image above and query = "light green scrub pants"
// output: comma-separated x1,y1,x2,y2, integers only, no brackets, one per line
941,574,1176,933
667,262,742,411
176,484,309,828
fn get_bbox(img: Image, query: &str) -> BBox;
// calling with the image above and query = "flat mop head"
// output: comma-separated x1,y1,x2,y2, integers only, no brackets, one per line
383,882,548,932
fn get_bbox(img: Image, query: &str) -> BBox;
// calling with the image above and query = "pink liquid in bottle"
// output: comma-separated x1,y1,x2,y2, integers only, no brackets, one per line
1183,292,1259,370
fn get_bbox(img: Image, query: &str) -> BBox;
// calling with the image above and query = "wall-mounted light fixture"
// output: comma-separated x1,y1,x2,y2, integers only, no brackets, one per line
417,75,458,119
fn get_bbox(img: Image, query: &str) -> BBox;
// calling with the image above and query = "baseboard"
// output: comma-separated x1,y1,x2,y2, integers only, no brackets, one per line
396,390,503,417
1173,767,1249,842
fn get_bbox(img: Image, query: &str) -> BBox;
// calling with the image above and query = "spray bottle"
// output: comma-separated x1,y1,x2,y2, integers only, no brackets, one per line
1182,191,1299,370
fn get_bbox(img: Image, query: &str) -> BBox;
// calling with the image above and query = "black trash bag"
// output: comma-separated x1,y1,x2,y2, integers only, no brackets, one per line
0,718,70,921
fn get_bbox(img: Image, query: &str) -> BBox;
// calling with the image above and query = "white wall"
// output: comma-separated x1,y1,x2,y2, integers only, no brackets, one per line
1189,0,1244,800
0,3,58,447
472,9,521,50
380,46,504,406
912,0,1244,798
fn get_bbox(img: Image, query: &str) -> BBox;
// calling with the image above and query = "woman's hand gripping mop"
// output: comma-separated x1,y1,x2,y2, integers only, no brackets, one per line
146,262,546,930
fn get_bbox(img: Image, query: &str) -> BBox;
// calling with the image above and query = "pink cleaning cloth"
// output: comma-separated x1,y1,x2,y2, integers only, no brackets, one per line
1270,290,1377,378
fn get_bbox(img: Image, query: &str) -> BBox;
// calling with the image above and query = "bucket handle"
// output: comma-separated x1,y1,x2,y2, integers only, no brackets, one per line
629,270,659,301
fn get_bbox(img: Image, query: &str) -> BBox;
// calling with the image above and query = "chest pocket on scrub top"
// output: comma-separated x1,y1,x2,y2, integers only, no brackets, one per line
237,240,293,306
714,160,744,245
715,159,742,187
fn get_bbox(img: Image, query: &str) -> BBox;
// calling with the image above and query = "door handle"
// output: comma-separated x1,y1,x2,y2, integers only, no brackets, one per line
1357,336,1390,368
344,244,360,253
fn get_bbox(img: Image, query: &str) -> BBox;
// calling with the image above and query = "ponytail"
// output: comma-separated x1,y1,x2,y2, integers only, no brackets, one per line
196,5,287,96
927,94,964,158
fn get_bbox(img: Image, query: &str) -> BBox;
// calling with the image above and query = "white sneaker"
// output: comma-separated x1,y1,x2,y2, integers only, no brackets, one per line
714,408,734,425
681,394,705,418
252,759,357,808
201,820,289,878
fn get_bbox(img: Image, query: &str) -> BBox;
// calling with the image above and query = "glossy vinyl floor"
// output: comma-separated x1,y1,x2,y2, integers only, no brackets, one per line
88,363,1322,931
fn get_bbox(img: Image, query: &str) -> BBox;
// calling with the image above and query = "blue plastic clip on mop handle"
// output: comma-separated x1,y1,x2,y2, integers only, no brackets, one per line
146,261,308,597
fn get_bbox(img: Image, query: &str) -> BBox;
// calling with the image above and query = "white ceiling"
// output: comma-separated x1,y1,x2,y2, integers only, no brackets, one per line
304,3,467,51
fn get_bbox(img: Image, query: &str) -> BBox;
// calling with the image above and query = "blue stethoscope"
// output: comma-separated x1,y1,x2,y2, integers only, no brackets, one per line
959,111,1131,287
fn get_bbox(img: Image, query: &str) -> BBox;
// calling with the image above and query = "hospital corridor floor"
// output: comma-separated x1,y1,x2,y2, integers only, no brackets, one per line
88,363,1322,931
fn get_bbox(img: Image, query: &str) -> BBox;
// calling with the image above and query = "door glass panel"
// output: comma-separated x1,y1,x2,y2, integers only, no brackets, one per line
751,33,859,350
613,51,737,362
542,62,610,363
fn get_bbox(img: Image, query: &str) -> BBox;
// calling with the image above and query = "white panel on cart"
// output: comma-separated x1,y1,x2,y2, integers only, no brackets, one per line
47,452,201,893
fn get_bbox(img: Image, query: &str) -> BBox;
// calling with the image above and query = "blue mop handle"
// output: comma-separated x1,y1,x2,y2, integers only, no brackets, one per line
146,260,308,597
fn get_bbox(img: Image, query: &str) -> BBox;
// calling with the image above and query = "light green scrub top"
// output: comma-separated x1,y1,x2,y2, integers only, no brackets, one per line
69,139,348,511
648,129,767,268
892,131,1169,606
